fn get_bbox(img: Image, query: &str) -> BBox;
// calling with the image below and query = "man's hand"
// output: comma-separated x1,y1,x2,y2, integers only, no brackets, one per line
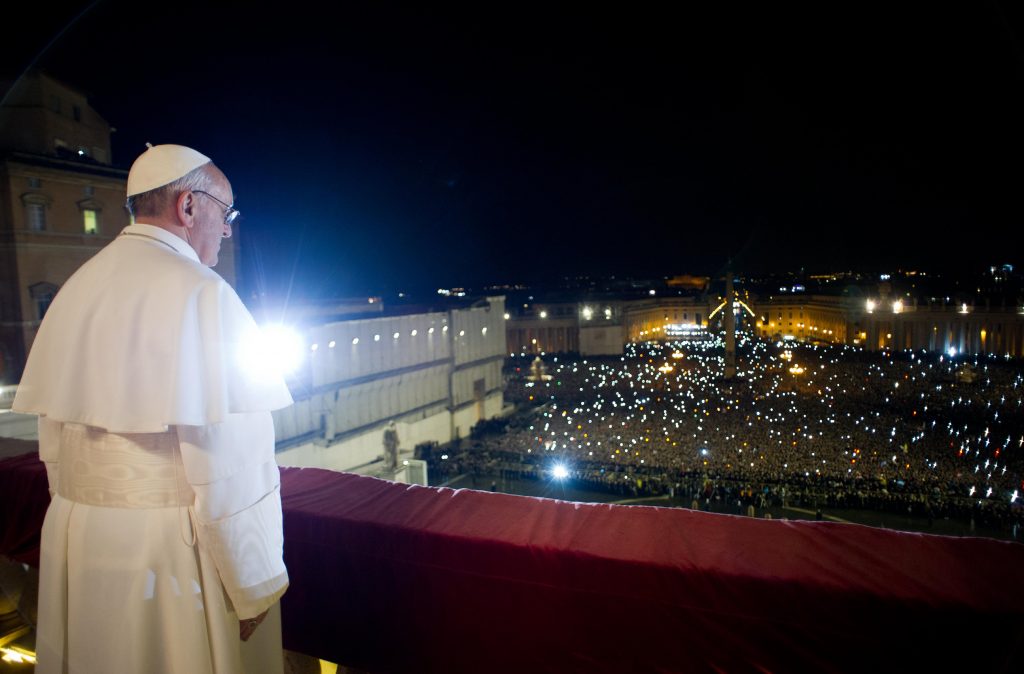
240,609,269,641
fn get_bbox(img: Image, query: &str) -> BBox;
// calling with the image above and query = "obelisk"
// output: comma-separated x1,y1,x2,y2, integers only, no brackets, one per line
724,267,736,380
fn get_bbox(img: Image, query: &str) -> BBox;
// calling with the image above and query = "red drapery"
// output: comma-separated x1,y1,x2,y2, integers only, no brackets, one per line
3,453,1023,672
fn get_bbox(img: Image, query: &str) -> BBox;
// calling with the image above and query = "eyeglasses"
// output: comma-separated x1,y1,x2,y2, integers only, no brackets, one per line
192,190,240,226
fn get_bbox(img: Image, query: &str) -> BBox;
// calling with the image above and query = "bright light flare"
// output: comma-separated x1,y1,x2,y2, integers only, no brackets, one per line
239,323,304,379
1,646,36,664
552,464,570,479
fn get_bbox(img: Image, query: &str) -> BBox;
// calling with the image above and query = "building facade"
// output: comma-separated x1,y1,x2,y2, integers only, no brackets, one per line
273,296,509,472
0,71,238,383
505,289,1024,359
750,294,1024,357
505,295,710,356
754,295,850,344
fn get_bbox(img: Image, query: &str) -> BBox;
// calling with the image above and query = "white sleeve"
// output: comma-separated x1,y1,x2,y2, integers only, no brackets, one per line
38,416,62,497
176,411,289,619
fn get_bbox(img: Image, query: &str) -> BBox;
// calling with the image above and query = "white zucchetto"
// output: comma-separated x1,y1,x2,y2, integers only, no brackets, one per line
126,143,212,196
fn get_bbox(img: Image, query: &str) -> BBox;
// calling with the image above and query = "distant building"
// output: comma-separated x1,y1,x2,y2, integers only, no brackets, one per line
0,70,238,383
755,295,850,344
273,296,509,473
754,294,1024,357
666,274,709,291
505,294,710,356
504,283,1024,359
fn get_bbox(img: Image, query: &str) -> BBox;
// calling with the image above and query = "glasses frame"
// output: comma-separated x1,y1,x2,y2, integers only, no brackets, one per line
192,190,240,226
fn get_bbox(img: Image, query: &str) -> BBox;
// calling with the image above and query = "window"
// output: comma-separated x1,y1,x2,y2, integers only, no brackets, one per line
22,191,51,231
27,203,46,231
83,185,95,196
28,177,41,189
29,283,58,322
78,197,102,234
83,209,98,234
37,295,53,320
72,105,81,121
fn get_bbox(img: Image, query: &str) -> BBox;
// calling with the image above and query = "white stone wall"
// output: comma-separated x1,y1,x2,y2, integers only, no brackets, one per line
0,410,38,443
308,313,451,388
450,391,503,441
276,408,451,473
273,297,508,472
450,296,506,366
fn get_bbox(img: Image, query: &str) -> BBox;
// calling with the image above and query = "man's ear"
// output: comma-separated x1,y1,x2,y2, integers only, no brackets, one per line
176,190,196,229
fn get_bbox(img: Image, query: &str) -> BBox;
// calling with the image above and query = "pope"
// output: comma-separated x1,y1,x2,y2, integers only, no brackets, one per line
13,144,294,673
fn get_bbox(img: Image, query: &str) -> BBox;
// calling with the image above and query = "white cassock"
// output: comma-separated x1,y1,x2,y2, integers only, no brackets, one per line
14,224,294,674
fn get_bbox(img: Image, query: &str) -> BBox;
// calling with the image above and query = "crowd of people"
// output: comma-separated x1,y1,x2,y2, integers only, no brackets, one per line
428,336,1024,533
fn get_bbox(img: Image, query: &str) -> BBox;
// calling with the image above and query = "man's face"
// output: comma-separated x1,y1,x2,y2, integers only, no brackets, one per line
190,169,234,267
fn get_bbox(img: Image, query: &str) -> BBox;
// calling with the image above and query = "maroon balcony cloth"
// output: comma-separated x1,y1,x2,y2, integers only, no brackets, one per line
0,451,49,566
3,453,1024,672
278,467,1024,674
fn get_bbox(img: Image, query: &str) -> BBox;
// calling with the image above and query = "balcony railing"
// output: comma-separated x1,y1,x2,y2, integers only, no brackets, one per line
2,447,1023,672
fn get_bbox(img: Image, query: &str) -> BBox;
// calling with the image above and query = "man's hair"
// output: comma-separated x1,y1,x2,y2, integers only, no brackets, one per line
125,165,214,219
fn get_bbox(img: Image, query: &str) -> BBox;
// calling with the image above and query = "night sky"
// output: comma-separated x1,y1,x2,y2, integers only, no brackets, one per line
4,1,1023,298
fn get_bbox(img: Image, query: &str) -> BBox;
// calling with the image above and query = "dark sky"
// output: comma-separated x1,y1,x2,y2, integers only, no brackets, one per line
4,1,1024,297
